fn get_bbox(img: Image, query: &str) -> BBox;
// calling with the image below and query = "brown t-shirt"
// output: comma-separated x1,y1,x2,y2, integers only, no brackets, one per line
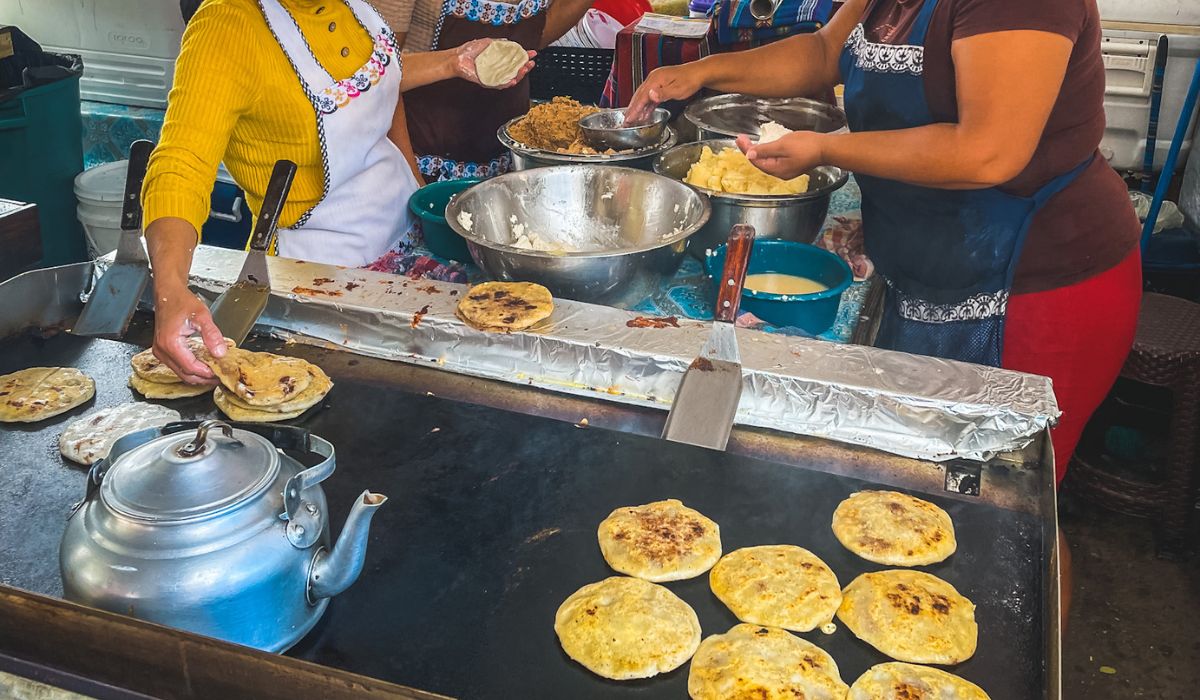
861,0,1139,294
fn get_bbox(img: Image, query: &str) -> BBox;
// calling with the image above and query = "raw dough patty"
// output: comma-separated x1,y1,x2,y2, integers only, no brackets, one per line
475,40,527,87
59,403,181,465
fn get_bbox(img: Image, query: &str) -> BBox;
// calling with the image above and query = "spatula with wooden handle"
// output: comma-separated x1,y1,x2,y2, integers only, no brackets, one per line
208,159,297,346
661,224,755,450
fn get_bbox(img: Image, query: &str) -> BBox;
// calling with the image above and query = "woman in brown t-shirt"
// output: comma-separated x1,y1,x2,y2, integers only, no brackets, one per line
630,0,1139,478
631,0,1142,625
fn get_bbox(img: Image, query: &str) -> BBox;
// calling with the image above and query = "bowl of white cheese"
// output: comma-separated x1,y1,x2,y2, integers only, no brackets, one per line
446,165,710,308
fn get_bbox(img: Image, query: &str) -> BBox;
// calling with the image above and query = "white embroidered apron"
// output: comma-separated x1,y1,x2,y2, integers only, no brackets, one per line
259,0,419,266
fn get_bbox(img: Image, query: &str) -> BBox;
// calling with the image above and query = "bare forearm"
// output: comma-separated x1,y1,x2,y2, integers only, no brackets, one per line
388,94,425,183
541,0,592,48
399,50,457,91
818,125,1025,189
693,35,832,98
146,218,200,297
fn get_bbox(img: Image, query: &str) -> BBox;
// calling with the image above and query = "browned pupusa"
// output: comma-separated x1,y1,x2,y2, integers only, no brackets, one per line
709,545,841,632
195,346,313,407
832,490,956,566
597,499,722,582
849,662,990,699
687,624,849,700
837,570,977,665
0,367,95,423
554,576,701,680
456,281,554,332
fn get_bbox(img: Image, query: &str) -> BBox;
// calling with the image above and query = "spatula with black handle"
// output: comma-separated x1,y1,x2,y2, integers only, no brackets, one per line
208,159,297,346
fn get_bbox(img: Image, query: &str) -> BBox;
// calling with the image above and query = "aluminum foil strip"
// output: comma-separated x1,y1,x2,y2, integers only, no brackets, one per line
119,246,1059,462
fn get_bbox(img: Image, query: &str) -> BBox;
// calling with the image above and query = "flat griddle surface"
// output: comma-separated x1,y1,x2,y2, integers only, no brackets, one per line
0,330,1044,699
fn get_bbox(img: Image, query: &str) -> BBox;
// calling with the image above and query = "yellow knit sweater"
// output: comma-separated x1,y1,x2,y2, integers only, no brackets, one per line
143,0,381,237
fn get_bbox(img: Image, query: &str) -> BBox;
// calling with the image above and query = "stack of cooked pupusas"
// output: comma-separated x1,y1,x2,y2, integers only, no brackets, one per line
129,339,331,423
200,346,332,423
128,338,234,399
553,492,991,699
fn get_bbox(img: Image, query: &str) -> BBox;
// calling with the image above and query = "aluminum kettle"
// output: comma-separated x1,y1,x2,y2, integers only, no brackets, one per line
59,420,385,652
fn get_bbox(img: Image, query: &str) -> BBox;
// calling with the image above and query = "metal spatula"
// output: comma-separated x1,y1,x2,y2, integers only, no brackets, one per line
209,160,297,346
72,140,155,338
661,224,755,450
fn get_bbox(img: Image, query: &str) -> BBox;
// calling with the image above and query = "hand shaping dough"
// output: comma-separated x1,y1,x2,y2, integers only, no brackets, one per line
475,40,528,87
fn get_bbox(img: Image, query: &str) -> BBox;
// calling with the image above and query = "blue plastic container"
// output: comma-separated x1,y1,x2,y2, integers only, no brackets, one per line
408,179,480,262
704,239,852,334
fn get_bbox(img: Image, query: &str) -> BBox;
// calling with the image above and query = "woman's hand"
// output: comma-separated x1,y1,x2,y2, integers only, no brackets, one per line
454,38,536,89
626,65,705,124
152,284,226,384
737,132,826,180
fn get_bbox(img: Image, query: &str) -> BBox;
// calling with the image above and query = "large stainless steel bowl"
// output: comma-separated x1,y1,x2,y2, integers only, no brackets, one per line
446,165,710,307
498,116,679,172
654,139,848,257
684,94,848,141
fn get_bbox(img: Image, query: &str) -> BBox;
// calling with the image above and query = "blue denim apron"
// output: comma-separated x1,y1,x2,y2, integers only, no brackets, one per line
838,0,1091,366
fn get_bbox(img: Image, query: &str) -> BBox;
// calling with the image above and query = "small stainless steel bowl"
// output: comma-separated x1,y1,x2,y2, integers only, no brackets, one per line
446,165,711,308
684,94,847,141
579,108,670,152
498,117,678,172
654,139,848,257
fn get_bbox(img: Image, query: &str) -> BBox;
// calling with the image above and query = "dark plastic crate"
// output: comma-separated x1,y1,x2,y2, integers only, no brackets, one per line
529,47,614,104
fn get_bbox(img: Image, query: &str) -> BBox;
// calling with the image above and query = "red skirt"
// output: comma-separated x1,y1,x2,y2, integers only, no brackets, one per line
1001,247,1142,485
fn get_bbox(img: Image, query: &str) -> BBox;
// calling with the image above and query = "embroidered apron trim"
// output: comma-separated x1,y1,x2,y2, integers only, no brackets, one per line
888,280,1009,323
315,33,398,115
418,153,512,180
843,24,924,76
257,0,420,264
431,0,551,51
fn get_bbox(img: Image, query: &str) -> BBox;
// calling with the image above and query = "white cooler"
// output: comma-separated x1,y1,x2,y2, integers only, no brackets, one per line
0,0,184,108
1097,0,1200,173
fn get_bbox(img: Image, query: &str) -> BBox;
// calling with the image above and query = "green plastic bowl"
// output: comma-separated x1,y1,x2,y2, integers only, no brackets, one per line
409,179,480,262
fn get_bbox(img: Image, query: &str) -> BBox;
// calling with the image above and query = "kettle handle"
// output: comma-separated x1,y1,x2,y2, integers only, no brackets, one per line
283,435,336,549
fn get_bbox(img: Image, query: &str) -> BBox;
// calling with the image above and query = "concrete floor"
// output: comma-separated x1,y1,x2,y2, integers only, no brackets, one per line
1060,490,1200,699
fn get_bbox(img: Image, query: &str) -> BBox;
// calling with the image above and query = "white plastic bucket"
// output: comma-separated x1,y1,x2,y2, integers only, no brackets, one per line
74,160,128,258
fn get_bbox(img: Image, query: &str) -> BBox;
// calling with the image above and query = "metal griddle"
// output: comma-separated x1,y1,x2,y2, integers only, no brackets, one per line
0,321,1049,699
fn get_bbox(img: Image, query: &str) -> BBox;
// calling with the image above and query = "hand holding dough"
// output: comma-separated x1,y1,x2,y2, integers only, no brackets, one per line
474,40,531,87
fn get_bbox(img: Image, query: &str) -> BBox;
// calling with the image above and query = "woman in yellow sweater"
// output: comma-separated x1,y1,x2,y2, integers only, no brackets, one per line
146,0,531,383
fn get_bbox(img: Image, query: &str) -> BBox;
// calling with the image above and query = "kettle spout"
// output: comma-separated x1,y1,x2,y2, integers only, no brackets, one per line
308,490,387,601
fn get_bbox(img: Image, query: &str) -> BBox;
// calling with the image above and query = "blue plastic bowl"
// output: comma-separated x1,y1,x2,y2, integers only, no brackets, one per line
704,239,852,334
408,179,480,262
